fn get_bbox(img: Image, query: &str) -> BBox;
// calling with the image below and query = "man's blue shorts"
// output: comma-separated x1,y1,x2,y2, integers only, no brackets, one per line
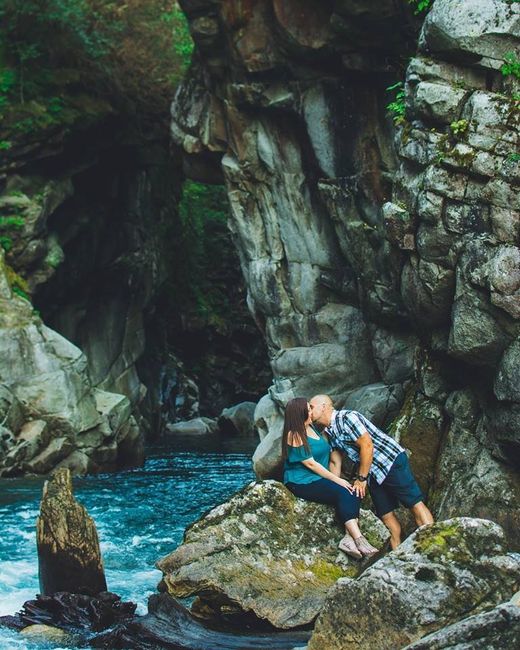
369,451,424,517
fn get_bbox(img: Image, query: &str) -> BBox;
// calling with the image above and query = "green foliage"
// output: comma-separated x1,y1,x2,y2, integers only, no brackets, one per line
501,52,520,80
449,119,469,138
0,215,25,229
0,1,194,139
0,235,13,251
408,0,433,14
386,82,406,125
0,213,24,251
12,285,31,302
508,152,520,162
172,181,230,326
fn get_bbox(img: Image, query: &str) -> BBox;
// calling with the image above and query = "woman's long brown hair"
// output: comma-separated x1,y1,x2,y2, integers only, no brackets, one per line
281,397,311,461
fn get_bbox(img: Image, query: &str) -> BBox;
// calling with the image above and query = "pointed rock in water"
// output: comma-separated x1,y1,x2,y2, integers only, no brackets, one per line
308,517,520,650
156,480,388,629
37,467,107,595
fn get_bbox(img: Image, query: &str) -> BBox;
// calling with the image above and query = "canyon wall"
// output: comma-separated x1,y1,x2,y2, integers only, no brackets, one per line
171,0,520,545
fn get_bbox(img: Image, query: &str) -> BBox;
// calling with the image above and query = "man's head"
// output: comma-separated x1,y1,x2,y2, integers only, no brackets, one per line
309,394,334,426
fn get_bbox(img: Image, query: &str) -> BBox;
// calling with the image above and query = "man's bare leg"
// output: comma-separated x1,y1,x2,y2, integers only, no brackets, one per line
411,501,434,527
381,511,402,549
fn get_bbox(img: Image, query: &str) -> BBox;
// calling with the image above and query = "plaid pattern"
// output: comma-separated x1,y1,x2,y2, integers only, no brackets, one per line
326,409,404,485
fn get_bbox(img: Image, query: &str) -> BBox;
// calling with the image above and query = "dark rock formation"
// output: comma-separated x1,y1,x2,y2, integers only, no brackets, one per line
156,480,387,629
92,593,311,650
171,0,520,548
0,591,135,635
308,517,520,650
37,468,107,595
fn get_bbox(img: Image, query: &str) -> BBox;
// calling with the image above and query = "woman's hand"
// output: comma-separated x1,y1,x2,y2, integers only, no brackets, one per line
336,477,354,493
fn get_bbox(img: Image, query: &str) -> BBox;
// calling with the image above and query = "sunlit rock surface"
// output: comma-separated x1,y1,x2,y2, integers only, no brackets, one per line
157,480,388,629
308,517,520,650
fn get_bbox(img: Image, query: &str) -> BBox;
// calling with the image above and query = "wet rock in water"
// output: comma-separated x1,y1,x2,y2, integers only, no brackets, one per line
0,591,135,634
20,623,75,645
37,468,107,595
156,480,388,629
165,417,218,436
308,518,520,650
403,603,520,650
218,401,257,436
92,593,310,650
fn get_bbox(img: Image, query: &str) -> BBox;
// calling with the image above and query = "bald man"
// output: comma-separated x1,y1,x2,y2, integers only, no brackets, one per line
310,394,433,549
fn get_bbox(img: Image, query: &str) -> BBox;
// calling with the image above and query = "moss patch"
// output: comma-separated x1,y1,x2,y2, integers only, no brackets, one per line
414,522,474,564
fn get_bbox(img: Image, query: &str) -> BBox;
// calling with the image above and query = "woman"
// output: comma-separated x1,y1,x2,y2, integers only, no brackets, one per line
282,397,378,558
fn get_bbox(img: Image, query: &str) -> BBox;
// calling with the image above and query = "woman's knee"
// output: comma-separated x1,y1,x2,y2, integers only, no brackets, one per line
337,495,360,521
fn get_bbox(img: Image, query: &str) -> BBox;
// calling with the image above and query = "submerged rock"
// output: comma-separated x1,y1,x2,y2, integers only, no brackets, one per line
308,518,520,650
156,480,388,629
0,591,135,634
37,468,107,595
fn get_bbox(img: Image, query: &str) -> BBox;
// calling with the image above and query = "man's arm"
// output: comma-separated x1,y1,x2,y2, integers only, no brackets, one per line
329,450,343,477
353,431,374,498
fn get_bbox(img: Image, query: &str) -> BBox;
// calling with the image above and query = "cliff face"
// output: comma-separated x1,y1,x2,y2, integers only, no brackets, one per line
171,0,520,545
0,105,269,475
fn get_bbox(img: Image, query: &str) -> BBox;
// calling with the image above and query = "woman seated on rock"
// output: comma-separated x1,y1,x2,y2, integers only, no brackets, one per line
282,397,378,559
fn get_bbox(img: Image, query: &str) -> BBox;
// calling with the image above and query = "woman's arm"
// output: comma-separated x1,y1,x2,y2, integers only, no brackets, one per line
287,431,353,492
301,457,353,492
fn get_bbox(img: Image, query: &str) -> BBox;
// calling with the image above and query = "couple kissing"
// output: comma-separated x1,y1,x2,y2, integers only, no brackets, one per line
282,395,434,558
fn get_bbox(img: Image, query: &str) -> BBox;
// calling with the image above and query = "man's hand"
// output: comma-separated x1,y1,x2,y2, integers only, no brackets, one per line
336,477,354,493
352,479,367,498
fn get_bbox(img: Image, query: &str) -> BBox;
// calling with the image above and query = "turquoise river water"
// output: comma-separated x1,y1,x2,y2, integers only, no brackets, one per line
0,435,258,649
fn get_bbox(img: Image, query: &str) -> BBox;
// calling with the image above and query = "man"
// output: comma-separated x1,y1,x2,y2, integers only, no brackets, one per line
310,394,433,549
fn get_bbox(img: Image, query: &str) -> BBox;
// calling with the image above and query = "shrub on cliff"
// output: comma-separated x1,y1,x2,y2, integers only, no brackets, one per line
0,0,193,142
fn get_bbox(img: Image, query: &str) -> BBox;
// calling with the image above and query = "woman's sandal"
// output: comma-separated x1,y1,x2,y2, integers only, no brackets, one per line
354,535,379,557
338,533,363,559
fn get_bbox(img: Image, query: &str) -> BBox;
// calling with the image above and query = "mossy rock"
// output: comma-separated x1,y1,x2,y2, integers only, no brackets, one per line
157,480,388,629
308,517,520,650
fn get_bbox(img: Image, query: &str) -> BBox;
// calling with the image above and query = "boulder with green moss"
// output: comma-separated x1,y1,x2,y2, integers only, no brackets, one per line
156,480,388,629
308,517,520,650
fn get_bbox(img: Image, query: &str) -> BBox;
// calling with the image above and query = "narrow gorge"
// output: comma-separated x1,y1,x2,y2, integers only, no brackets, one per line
0,1,519,649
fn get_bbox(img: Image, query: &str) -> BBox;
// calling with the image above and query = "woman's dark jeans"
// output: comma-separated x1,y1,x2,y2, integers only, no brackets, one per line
286,478,361,523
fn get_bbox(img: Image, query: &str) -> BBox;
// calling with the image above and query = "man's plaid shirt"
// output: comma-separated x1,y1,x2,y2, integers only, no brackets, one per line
326,409,404,484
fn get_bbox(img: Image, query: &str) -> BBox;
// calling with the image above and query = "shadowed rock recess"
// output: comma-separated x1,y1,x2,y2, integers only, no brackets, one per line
171,0,520,547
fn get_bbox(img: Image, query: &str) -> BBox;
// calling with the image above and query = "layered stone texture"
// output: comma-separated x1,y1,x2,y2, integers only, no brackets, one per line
0,250,143,476
157,480,388,629
308,518,520,649
172,0,520,546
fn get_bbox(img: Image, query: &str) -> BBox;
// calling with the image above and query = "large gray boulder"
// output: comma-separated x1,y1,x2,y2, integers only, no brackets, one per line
0,250,143,476
430,390,520,550
421,0,520,69
218,401,257,436
308,518,520,650
403,602,520,650
156,480,388,629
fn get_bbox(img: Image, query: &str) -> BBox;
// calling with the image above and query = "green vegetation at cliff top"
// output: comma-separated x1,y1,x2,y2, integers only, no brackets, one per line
0,0,193,141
